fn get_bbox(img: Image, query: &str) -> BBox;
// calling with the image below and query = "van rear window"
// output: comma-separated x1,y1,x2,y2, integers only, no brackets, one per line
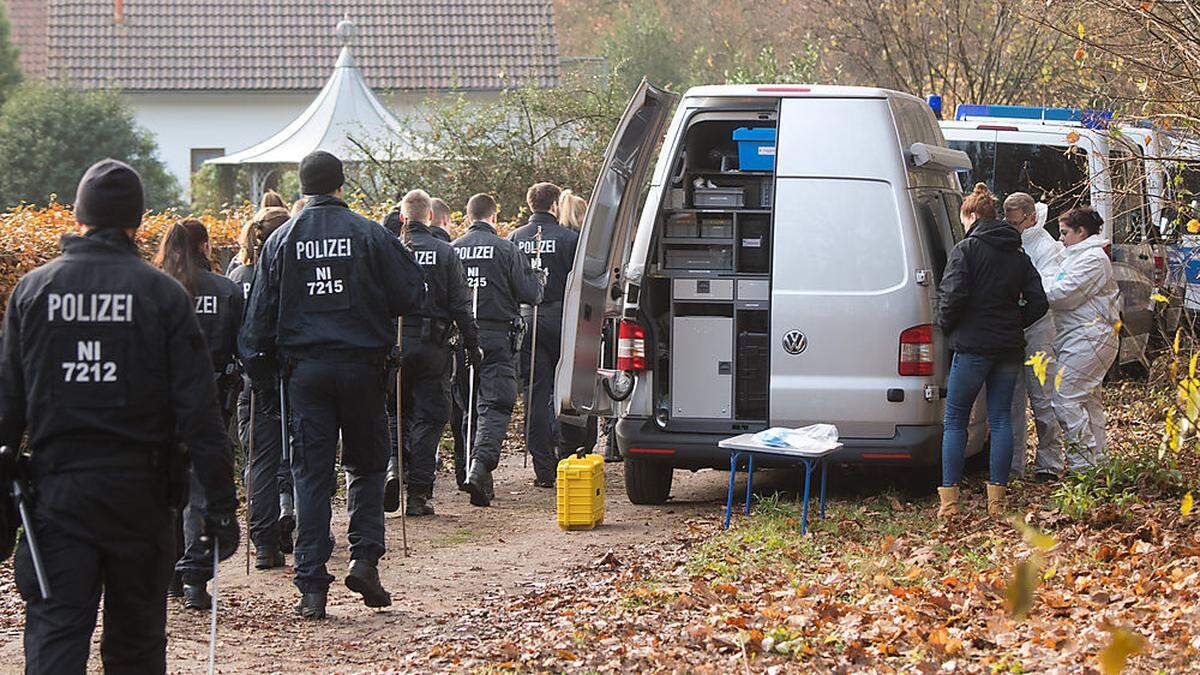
950,141,1089,225
774,178,906,293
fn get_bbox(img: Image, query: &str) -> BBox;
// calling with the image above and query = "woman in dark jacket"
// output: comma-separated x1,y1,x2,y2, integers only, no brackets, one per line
935,183,1048,517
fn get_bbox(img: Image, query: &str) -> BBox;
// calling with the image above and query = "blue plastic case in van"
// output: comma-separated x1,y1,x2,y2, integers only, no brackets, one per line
733,127,777,171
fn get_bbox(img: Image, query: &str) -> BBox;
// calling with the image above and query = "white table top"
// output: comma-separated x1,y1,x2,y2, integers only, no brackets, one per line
718,433,843,459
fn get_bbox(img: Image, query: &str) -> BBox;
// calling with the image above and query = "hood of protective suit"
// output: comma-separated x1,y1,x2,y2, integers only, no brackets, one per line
1048,234,1120,342
1021,203,1065,280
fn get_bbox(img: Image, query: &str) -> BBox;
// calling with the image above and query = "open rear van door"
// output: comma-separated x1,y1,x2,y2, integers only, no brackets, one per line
557,78,676,417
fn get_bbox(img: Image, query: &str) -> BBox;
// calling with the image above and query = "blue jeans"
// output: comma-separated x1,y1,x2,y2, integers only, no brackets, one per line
941,352,1021,487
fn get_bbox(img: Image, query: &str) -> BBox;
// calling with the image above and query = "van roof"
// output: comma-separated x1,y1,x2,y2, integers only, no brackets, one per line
681,84,915,101
940,118,1108,141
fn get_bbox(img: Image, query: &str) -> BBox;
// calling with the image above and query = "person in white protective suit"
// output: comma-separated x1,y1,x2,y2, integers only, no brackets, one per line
1004,195,1065,479
1047,206,1121,470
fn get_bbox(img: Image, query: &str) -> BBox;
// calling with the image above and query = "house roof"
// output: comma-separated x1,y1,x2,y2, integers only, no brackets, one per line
5,0,559,92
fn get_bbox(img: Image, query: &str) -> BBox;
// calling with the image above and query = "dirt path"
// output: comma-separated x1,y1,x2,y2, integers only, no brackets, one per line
0,443,797,674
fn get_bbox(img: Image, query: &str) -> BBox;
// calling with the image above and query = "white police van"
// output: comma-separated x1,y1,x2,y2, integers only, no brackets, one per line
940,105,1157,374
557,81,978,504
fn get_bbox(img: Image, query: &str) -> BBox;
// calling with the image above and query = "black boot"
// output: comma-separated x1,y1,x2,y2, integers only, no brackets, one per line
406,487,436,516
294,591,327,620
345,560,392,608
466,461,493,507
278,514,295,554
183,584,211,611
255,544,285,570
384,472,401,513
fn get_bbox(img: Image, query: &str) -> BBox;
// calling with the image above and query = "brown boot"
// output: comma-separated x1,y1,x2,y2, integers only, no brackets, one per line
937,486,959,518
986,483,1007,515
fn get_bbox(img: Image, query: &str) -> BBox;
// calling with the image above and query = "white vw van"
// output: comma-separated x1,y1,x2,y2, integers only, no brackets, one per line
557,81,975,504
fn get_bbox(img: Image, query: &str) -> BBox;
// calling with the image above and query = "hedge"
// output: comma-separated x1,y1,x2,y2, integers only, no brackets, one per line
0,200,518,319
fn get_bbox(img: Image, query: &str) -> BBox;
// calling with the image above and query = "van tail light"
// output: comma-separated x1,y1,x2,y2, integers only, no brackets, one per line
617,320,647,371
899,324,935,376
1154,254,1167,285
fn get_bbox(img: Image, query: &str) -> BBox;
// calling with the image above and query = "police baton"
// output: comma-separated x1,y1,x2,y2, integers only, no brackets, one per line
395,321,409,558
245,391,254,576
466,287,479,471
523,225,544,469
208,533,219,675
1,446,51,600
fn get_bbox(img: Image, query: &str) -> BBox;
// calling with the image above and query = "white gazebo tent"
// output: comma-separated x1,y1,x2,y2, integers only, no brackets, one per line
207,16,409,202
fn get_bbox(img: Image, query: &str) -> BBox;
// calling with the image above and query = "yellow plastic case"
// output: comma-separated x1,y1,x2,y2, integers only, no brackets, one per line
556,453,605,530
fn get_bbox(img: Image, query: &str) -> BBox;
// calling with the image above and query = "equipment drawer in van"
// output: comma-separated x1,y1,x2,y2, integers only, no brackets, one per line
736,279,769,301
664,244,733,271
673,278,733,301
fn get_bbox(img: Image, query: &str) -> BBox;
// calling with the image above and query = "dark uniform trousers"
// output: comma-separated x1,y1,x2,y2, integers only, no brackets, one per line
520,302,563,481
287,357,389,593
469,328,518,471
387,331,450,493
175,378,237,584
16,467,174,675
237,382,290,550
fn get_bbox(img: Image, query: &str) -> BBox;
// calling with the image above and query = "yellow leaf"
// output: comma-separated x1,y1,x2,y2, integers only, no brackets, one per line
1005,559,1039,619
1151,293,1168,303
1025,351,1050,386
1187,218,1200,233
1055,368,1064,392
1174,328,1183,354
1077,21,1086,39
1067,131,1081,144
1098,625,1146,674
1113,319,1123,334
1165,408,1182,453
1014,519,1058,551
1192,353,1199,379
1183,492,1194,516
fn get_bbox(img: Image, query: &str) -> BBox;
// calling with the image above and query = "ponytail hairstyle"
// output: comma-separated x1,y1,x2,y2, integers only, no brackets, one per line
1059,206,1104,237
960,182,998,220
154,218,211,297
236,206,290,266
557,189,588,232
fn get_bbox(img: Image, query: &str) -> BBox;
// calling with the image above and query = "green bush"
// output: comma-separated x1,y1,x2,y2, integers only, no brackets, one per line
0,82,180,211
1052,444,1188,523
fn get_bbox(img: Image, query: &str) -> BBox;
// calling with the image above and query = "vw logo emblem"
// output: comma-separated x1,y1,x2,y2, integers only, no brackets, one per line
782,330,807,355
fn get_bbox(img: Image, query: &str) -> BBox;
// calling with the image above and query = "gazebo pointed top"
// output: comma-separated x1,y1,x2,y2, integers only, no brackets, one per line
208,15,405,167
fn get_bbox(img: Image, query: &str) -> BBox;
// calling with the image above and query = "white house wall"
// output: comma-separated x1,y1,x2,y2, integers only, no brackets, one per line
128,90,496,197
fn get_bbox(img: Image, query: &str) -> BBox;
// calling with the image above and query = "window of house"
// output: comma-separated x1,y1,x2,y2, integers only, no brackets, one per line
190,148,225,175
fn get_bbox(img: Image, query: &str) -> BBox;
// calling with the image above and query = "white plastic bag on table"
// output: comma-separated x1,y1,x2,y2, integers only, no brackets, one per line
750,424,840,452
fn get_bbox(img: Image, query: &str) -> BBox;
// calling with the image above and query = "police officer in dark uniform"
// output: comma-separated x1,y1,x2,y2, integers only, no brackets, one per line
240,151,424,619
452,194,544,507
509,183,579,486
429,197,454,242
151,219,244,611
228,206,295,569
0,159,239,673
384,190,480,516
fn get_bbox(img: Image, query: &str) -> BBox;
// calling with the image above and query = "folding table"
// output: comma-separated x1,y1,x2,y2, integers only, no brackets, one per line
717,433,842,534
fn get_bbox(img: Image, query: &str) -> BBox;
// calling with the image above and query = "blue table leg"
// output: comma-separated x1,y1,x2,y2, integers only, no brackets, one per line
800,459,812,536
724,451,739,529
819,460,827,519
743,453,755,515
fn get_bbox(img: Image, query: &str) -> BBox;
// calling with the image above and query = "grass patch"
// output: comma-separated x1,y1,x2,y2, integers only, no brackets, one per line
688,493,823,582
1051,444,1188,524
442,527,479,545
